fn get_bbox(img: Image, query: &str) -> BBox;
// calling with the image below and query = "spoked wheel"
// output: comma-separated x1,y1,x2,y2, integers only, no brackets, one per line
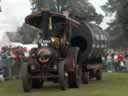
68,65,81,88
96,70,102,80
58,61,68,90
21,63,32,92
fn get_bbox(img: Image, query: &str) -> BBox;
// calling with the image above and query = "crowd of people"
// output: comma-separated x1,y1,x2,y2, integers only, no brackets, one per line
102,48,128,72
0,46,128,80
0,46,27,80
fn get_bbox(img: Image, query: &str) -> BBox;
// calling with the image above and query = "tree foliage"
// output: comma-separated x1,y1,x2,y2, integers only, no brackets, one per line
102,0,128,47
18,24,40,44
30,0,73,12
30,0,103,24
6,32,23,43
102,0,128,34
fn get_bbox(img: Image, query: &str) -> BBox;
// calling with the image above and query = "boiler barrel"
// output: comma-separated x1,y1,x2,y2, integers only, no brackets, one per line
71,21,109,64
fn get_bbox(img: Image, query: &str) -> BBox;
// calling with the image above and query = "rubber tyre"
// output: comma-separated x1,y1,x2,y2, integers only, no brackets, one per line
68,72,80,88
58,61,68,90
21,63,32,92
68,65,81,88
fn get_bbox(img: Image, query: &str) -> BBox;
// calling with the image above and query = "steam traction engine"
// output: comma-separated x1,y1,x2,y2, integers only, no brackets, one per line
22,10,81,92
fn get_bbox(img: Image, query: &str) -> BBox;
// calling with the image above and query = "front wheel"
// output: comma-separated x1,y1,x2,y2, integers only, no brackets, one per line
58,61,68,90
21,63,32,92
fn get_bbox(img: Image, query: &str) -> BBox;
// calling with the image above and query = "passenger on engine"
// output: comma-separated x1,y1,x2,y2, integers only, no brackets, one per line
52,22,65,38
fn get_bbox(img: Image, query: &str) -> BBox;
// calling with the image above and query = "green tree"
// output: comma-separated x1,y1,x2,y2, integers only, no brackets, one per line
102,0,128,47
30,0,103,24
6,32,23,43
30,0,70,12
102,0,128,34
18,24,40,44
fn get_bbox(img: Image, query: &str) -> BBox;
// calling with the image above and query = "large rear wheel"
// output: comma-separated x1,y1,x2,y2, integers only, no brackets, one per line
68,65,81,88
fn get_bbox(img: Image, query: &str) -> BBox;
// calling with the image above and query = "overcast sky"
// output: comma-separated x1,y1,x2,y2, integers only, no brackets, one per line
0,0,31,33
0,0,111,34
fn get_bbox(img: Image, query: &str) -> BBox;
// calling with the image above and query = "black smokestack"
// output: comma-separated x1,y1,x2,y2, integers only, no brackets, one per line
41,11,50,40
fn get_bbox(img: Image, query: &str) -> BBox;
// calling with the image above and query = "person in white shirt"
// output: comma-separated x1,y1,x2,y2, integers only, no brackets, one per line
113,53,119,72
106,54,113,72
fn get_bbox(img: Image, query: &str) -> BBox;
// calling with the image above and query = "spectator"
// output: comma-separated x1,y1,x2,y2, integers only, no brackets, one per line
117,53,125,72
113,52,119,72
106,53,113,72
0,47,9,79
102,55,107,72
13,47,24,79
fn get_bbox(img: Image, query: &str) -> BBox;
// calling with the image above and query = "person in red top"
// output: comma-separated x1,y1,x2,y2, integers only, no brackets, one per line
117,54,124,62
117,53,125,71
10,47,25,79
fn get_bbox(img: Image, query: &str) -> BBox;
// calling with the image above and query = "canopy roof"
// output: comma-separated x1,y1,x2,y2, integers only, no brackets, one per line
25,10,80,29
